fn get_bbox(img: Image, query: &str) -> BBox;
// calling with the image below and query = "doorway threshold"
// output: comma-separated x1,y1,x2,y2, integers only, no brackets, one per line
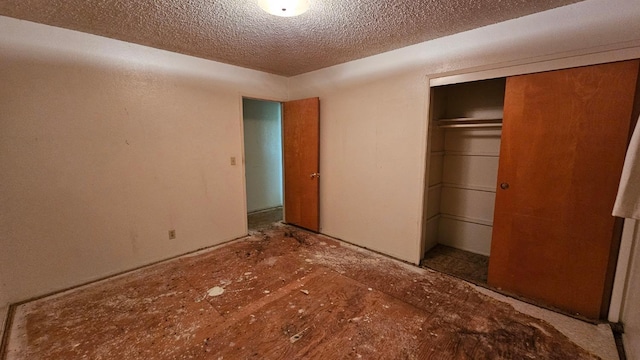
248,206,283,230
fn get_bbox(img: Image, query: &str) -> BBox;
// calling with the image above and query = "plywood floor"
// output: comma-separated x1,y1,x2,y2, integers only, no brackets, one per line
4,224,613,359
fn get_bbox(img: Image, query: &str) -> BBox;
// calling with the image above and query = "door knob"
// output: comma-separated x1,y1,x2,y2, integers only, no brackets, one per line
500,182,510,190
310,173,320,179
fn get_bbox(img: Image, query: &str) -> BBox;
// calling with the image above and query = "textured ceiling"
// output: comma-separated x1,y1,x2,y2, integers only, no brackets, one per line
0,0,584,76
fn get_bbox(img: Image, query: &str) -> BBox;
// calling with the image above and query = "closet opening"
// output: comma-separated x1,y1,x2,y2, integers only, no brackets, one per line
242,98,284,230
421,78,506,286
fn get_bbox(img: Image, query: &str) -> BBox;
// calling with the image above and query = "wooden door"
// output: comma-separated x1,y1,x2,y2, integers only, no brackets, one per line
283,97,320,232
488,60,640,319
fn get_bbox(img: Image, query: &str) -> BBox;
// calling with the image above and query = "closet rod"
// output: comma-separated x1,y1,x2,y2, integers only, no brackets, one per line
436,118,502,129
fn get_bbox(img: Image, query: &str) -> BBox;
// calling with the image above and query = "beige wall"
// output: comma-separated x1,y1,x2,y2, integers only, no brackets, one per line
0,16,287,307
290,71,429,263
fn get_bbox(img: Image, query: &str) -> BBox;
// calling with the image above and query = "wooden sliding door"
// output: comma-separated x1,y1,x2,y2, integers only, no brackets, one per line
488,60,640,319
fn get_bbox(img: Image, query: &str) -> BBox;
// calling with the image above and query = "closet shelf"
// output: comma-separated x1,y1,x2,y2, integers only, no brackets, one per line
441,213,494,227
442,182,497,193
436,117,502,129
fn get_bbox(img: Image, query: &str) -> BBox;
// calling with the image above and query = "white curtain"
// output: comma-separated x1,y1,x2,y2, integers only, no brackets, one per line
613,116,640,220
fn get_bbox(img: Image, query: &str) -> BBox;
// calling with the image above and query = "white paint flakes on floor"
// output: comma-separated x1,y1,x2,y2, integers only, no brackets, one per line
3,225,620,360
313,230,618,360
473,285,618,360
6,301,29,360
207,287,225,297
1,305,8,345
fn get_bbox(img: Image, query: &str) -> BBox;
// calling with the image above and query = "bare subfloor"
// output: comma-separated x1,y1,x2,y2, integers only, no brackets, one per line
422,244,489,285
4,225,615,359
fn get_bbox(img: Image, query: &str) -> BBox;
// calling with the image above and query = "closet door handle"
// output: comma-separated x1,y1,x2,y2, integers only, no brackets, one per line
500,182,510,190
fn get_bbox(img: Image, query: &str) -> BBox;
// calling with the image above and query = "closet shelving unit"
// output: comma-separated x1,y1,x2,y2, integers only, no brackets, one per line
424,78,506,259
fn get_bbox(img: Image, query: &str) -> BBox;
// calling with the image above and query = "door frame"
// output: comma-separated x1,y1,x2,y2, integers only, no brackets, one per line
239,95,287,234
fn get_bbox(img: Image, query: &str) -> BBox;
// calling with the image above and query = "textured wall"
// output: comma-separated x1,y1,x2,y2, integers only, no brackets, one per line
0,16,287,307
0,0,582,76
242,99,283,213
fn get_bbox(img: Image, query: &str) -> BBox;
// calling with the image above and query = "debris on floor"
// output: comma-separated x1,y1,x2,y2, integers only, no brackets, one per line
3,223,612,359
207,287,225,297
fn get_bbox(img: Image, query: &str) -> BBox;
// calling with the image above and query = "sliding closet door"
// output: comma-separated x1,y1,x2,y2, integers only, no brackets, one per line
488,60,640,319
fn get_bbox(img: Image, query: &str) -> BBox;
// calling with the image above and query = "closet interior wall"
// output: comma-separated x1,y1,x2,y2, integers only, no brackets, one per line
425,79,506,257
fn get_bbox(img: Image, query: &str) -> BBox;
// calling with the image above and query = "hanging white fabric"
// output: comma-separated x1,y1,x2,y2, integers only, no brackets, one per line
613,115,640,219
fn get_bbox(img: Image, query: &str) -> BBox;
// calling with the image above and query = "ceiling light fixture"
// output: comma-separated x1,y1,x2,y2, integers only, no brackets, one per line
258,0,310,17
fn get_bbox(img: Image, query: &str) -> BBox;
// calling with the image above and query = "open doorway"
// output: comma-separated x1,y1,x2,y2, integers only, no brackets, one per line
242,98,283,230
421,78,506,287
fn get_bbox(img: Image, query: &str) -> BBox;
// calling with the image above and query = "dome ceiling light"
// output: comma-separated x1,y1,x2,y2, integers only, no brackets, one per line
258,0,310,17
